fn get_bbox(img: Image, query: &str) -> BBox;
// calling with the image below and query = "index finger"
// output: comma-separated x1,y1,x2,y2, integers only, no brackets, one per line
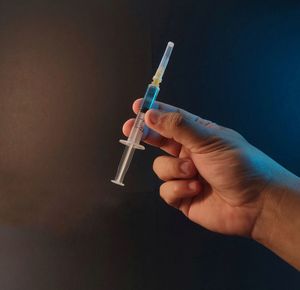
133,98,204,124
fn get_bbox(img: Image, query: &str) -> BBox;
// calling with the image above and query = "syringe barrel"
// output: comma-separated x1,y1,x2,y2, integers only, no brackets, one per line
128,112,145,144
140,84,160,113
128,84,160,145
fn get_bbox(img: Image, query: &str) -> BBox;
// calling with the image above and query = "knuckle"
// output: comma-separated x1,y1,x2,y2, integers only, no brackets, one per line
172,182,181,195
166,112,184,130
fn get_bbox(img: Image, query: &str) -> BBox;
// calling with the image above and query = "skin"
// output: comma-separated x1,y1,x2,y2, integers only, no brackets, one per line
123,99,300,270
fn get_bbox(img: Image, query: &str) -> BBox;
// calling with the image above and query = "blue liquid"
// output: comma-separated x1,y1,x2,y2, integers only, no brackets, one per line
140,84,160,113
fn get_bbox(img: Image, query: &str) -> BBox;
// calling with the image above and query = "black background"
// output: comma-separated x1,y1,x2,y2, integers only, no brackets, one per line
0,0,299,289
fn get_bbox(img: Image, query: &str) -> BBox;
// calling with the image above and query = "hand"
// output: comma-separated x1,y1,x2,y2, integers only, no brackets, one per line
123,100,286,237
123,99,300,269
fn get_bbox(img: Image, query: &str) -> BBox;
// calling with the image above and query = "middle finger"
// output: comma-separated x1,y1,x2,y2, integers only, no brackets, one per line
153,156,198,181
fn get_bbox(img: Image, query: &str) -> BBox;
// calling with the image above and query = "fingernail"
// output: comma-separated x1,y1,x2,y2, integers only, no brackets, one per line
148,110,160,125
180,161,192,175
188,181,199,191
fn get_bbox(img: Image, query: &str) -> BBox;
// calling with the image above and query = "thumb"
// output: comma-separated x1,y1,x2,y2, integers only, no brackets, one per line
144,109,216,153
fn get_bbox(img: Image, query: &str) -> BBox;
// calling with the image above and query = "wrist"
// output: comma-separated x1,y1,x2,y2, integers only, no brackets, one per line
251,172,300,269
251,180,285,244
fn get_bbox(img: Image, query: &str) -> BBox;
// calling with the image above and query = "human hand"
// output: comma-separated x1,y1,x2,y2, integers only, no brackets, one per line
123,99,273,237
123,99,300,269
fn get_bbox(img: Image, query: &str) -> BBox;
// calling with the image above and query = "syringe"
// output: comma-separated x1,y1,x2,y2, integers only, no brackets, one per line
111,41,174,186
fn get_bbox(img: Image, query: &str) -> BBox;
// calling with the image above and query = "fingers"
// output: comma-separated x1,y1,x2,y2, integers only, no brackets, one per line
122,119,182,156
122,118,148,139
160,179,202,210
132,98,199,121
153,155,201,213
153,156,197,181
124,98,219,155
145,109,215,154
133,98,217,127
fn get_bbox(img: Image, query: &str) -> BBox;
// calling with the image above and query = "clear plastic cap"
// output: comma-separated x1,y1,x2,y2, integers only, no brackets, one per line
152,41,174,85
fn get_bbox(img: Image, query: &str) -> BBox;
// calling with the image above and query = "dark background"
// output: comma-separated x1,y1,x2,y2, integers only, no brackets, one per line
0,0,299,289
